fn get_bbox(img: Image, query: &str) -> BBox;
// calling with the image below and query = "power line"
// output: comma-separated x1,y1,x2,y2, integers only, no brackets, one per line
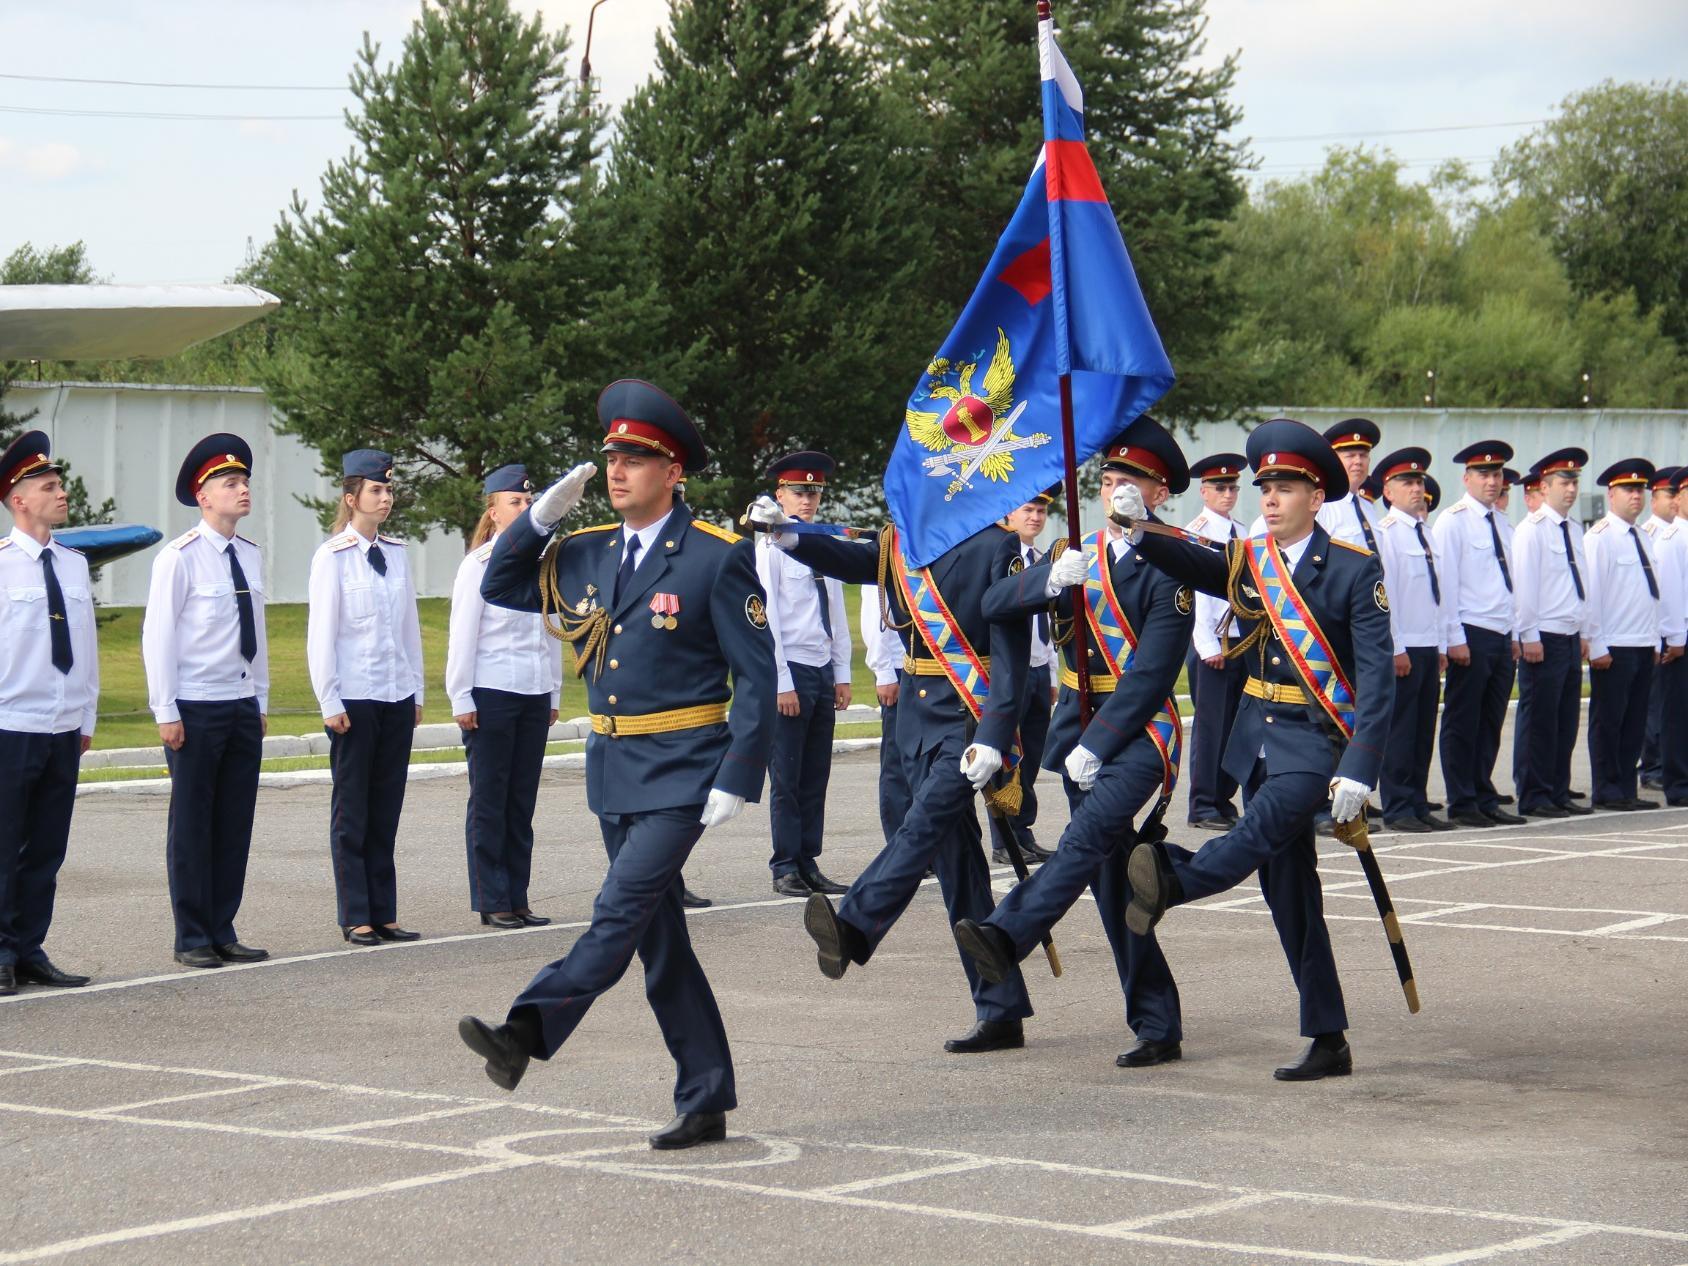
0,71,346,91
1250,119,1548,144
0,104,341,122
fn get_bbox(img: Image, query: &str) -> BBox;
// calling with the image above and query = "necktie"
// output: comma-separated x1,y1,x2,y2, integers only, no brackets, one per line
1027,547,1049,643
812,573,833,637
614,534,642,605
226,545,258,662
1559,520,1585,601
1486,512,1513,592
368,542,388,576
1354,498,1377,552
1630,527,1660,599
41,549,73,674
1414,522,1441,605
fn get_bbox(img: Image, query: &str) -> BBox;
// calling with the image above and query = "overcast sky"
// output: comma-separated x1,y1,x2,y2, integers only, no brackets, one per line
1,0,1683,285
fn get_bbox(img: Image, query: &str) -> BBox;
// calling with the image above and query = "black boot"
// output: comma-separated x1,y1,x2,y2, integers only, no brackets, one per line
1272,1032,1352,1081
943,1019,1024,1053
458,1013,538,1092
953,919,1016,985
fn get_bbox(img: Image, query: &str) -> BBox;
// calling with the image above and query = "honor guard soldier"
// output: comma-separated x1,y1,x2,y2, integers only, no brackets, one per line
1115,419,1395,1080
447,464,562,930
1638,465,1681,791
142,434,270,969
307,450,426,946
1370,448,1454,832
1659,470,1688,806
748,480,1036,1054
1183,453,1247,830
860,585,914,844
995,484,1062,866
955,416,1193,1069
1585,459,1684,810
0,432,96,994
458,380,776,1151
1432,441,1525,828
1318,418,1383,551
1510,449,1596,819
756,452,852,898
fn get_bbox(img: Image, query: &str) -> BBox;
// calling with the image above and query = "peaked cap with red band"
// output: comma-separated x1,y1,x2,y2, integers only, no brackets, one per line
0,429,62,504
1246,417,1346,494
597,379,708,473
1100,413,1189,494
764,450,835,489
1375,446,1432,484
1190,452,1246,484
1323,417,1380,452
1533,447,1587,481
1597,457,1655,489
1452,440,1513,471
1650,464,1681,492
175,433,254,507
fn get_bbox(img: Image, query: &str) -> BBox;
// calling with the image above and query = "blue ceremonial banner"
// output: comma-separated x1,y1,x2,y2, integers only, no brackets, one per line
883,9,1175,568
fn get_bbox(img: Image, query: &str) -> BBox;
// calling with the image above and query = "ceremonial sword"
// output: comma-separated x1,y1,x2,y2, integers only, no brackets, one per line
1334,812,1421,1014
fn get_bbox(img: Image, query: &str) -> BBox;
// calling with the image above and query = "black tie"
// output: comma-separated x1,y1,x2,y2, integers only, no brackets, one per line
1229,522,1239,541
1354,498,1377,551
1414,522,1441,606
226,545,258,662
812,573,833,637
1486,512,1513,592
614,535,642,606
1559,520,1585,601
1630,527,1660,599
1027,547,1049,642
368,542,387,576
41,550,73,674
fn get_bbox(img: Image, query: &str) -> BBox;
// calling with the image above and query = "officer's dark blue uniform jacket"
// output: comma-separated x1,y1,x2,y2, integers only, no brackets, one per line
1136,524,1393,788
483,500,776,816
983,526,1193,771
791,525,1030,757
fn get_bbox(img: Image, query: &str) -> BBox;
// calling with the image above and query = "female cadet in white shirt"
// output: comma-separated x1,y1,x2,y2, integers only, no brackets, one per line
445,464,562,930
306,449,426,946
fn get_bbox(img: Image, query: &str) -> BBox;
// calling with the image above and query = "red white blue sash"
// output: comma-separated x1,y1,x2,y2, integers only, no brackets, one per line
1244,535,1355,737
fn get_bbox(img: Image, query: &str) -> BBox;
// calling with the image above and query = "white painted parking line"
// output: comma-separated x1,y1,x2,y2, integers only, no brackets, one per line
92,1082,283,1114
305,1102,508,1135
1407,1223,1602,1264
1579,913,1684,936
1087,1190,1280,1233
810,1158,995,1195
0,1060,76,1078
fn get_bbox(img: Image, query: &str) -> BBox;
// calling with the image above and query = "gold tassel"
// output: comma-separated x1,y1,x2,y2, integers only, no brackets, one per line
984,768,1024,817
1221,540,1268,663
537,537,612,681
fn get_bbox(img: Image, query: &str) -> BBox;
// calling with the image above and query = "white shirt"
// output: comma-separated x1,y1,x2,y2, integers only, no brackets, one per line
859,585,905,688
756,538,850,692
1640,514,1671,540
1652,521,1687,645
306,527,425,717
1318,491,1381,554
0,526,100,735
143,523,270,724
1017,540,1058,675
1431,493,1515,639
1585,511,1681,657
618,508,676,574
1184,509,1240,659
445,535,563,714
1510,505,1593,643
1373,508,1448,654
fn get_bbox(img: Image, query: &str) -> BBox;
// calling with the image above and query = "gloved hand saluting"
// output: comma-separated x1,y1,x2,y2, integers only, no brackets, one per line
531,462,598,533
1046,547,1092,595
1328,777,1370,825
959,744,1004,790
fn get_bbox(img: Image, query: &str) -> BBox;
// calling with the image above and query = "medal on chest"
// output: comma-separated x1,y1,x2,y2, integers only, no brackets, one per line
650,592,680,630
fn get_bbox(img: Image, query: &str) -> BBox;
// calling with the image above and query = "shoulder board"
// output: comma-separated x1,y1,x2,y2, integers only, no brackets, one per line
1188,514,1210,532
1659,520,1680,539
1330,538,1371,555
1377,516,1400,531
329,534,359,552
1588,518,1611,534
1446,502,1469,514
377,534,404,547
236,534,260,549
569,521,619,537
691,520,742,545
0,537,11,550
473,541,495,561
169,528,200,550
1641,519,1660,535
1526,508,1548,524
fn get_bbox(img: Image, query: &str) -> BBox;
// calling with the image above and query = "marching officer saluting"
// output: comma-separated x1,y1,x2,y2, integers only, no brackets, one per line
0,432,96,994
1114,419,1395,1081
1183,452,1247,830
142,434,270,970
458,380,776,1151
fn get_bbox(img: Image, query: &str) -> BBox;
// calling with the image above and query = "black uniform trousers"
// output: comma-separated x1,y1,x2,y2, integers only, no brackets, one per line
987,741,1180,1042
1661,655,1688,803
464,687,550,913
768,661,835,878
1162,764,1349,1037
1006,675,1053,849
1187,656,1245,823
836,730,1034,1023
876,699,913,844
1439,625,1514,816
1588,646,1654,806
1641,673,1664,783
0,728,80,968
164,698,262,953
510,805,734,1115
327,696,416,928
1514,633,1582,814
1381,646,1440,822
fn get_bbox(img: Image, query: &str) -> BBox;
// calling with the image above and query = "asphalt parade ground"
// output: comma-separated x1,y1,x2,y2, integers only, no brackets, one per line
4,725,1688,1264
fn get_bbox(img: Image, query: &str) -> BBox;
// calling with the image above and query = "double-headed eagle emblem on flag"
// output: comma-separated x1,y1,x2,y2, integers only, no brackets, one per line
904,327,1051,502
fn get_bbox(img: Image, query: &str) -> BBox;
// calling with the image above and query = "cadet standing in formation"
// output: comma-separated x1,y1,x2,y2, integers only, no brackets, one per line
1318,418,1383,551
995,485,1061,866
459,379,776,1151
859,584,913,845
447,464,561,931
755,452,852,898
142,434,270,970
1182,452,1246,830
0,432,96,995
1639,465,1681,790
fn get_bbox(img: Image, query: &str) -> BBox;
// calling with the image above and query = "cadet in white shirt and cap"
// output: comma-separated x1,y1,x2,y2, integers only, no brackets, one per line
0,431,97,995
1318,418,1384,552
1657,469,1688,807
1182,453,1246,830
995,484,1061,865
1637,465,1680,790
307,449,426,946
860,586,914,844
142,433,271,970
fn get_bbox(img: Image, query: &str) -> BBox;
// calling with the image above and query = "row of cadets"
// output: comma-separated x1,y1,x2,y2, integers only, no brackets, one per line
754,452,852,899
143,433,271,970
749,463,1038,1055
0,432,97,994
1583,458,1686,809
1639,465,1683,790
1182,453,1246,830
307,451,426,946
956,417,1195,1070
1118,418,1395,1081
858,584,913,847
447,464,562,930
994,485,1062,866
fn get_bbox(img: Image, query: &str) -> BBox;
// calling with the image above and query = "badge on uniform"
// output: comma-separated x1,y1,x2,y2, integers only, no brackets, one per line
650,593,680,630
745,594,769,630
1373,580,1389,613
1175,585,1193,615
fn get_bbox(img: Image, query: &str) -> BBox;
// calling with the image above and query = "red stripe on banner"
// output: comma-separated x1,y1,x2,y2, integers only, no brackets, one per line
1045,140,1107,203
997,237,1052,306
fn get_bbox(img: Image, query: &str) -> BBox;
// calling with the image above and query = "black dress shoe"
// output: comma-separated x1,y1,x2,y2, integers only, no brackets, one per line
1425,800,1445,812
799,867,849,896
1669,797,1688,808
1450,811,1495,829
1124,842,1179,936
681,886,712,909
1560,800,1594,816
15,958,90,987
772,872,812,898
1188,817,1236,832
480,912,525,929
517,911,551,927
1314,816,1337,838
1524,804,1570,819
943,1018,1024,1053
1569,789,1587,800
1641,775,1665,790
1496,793,1515,806
343,927,381,946
1273,1035,1352,1081
1015,833,1056,862
0,965,15,996
375,925,420,942
1116,1037,1182,1068
1483,808,1527,826
216,941,268,962
1592,799,1636,812
804,892,853,980
458,1015,531,1092
1625,798,1662,811
648,1111,727,1150
1420,814,1457,831
174,946,224,969
1383,816,1432,833
954,919,1016,985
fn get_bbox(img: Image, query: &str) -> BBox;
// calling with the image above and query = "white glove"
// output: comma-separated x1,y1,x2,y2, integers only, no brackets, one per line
1045,547,1091,595
1329,777,1371,824
531,462,598,532
1064,743,1102,791
746,495,797,549
959,744,1004,790
699,788,745,828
